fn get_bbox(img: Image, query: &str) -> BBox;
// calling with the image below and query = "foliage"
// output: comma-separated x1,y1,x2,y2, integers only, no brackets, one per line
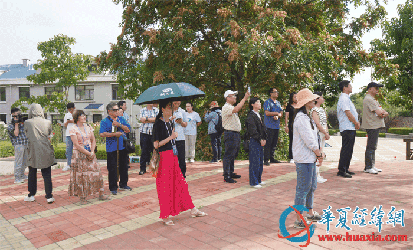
388,127,413,135
13,34,93,115
0,145,14,158
379,132,386,137
356,131,367,137
329,129,340,135
0,125,9,141
97,0,397,108
90,122,106,144
51,123,63,148
370,0,413,111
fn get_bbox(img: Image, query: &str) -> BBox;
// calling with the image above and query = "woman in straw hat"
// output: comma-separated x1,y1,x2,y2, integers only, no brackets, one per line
292,88,324,229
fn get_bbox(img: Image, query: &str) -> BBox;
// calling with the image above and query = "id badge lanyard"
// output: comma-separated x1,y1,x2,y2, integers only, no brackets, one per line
76,125,91,151
165,121,178,156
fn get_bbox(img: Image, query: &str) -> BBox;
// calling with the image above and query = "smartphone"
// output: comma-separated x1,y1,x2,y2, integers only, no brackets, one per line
248,86,251,93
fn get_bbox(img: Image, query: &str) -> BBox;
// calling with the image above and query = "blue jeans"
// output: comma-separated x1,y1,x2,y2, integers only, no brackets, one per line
210,132,222,161
249,138,263,186
294,163,317,210
223,131,240,178
14,144,27,181
66,136,73,166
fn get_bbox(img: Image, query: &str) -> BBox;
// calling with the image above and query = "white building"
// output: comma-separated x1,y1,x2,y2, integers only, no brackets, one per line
0,59,142,142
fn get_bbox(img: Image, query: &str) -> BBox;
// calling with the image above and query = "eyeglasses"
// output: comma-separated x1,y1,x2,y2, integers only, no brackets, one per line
12,115,18,118
111,109,119,112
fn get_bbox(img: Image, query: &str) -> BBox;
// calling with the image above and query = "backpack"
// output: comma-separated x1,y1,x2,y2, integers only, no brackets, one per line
214,111,224,134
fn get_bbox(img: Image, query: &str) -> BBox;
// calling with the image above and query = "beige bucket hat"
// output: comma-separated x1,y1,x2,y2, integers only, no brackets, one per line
292,88,320,109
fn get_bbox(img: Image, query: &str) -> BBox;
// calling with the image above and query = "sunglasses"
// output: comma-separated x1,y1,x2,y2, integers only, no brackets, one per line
111,109,119,112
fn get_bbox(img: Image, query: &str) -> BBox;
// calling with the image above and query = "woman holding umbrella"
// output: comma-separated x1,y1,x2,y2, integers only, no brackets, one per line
153,99,207,225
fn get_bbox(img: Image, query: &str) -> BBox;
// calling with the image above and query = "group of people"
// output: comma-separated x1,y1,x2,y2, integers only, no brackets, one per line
8,79,388,227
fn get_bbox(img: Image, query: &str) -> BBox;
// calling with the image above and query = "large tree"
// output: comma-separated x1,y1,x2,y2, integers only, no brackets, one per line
97,0,397,106
13,34,93,115
371,0,413,111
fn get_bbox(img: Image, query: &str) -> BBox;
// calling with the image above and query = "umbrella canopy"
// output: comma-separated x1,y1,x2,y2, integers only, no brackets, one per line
134,82,205,105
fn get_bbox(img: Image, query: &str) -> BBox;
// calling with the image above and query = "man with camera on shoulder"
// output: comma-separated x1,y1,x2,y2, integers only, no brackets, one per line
7,108,29,184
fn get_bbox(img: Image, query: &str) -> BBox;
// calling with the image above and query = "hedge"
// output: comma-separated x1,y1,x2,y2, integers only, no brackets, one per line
329,129,340,135
388,127,413,135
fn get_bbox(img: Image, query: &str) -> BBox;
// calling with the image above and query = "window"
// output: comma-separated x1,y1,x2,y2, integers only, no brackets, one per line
19,87,30,99
0,114,6,124
51,114,64,124
93,114,102,123
112,84,124,100
0,87,6,101
45,86,63,98
75,85,94,101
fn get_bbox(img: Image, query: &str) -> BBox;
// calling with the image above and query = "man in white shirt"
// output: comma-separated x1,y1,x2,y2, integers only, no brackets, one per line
222,89,250,183
173,101,188,177
118,101,130,123
63,103,75,171
184,102,201,163
337,80,360,178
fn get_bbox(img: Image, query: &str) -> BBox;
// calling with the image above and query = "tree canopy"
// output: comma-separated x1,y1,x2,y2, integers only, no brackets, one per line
371,0,413,111
97,0,397,107
13,34,93,115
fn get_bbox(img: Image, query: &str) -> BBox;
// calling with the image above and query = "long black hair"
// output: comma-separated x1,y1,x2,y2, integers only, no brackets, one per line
155,99,173,120
294,105,315,130
288,92,297,105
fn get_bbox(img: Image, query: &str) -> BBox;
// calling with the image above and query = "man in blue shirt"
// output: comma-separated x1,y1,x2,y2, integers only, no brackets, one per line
100,102,132,195
337,80,360,178
263,88,283,165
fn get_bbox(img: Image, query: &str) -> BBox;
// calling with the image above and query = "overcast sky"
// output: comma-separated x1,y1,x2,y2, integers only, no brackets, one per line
0,0,406,93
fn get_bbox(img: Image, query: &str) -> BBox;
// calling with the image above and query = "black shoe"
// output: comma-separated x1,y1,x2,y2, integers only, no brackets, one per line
231,173,241,179
264,161,270,166
139,171,146,175
224,178,237,183
270,159,281,163
346,171,355,175
209,159,218,163
337,171,352,178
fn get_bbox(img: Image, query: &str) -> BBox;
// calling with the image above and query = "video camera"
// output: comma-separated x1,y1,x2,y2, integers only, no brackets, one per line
12,114,28,124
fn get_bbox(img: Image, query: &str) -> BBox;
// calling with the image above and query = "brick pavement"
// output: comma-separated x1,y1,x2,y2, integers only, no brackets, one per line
1,158,412,249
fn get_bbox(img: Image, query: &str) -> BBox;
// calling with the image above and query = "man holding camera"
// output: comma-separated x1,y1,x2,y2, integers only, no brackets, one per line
7,108,28,184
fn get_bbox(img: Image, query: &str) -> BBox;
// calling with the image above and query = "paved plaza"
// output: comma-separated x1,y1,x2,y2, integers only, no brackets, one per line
0,136,412,249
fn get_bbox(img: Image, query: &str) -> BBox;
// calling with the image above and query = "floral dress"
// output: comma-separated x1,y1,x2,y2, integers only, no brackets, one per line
68,124,103,198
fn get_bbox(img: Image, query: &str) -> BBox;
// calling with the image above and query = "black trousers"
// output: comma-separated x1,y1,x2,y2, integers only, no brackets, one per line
288,126,294,160
264,128,279,162
365,129,379,170
107,149,129,191
223,131,240,179
140,133,153,172
28,166,53,199
338,130,356,173
176,140,186,178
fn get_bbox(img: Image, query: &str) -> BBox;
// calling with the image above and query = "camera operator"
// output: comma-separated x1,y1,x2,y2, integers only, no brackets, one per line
7,108,29,184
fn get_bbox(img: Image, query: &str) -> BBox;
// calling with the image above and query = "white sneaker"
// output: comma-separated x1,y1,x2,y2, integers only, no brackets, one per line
14,179,24,184
62,165,70,171
47,197,55,204
317,176,327,183
259,181,266,185
364,168,378,174
289,159,294,164
373,167,382,172
252,185,262,188
24,196,35,202
190,159,195,163
185,159,189,163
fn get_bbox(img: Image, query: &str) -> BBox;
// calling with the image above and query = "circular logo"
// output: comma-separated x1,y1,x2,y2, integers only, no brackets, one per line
278,205,315,247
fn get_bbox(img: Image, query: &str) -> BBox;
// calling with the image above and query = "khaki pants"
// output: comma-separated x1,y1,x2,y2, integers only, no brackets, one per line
185,135,196,160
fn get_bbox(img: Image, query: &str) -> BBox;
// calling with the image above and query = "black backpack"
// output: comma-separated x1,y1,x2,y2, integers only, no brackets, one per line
214,111,224,134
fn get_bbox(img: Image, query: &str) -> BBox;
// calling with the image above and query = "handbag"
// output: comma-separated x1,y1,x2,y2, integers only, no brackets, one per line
124,136,136,154
149,149,160,178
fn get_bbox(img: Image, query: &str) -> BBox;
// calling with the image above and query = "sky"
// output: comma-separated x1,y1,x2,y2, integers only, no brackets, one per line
0,0,407,93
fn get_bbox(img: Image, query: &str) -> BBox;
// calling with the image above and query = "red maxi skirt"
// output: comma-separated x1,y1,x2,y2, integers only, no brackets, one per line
156,150,195,219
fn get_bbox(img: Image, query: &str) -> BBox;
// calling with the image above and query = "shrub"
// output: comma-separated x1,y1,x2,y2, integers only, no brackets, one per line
54,148,66,159
51,123,63,148
388,127,413,135
327,110,339,129
329,129,340,135
379,133,386,137
0,145,14,158
398,111,413,117
356,131,367,137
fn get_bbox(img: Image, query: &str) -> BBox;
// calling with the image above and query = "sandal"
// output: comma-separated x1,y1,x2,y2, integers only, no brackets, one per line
99,195,111,201
191,209,208,218
163,219,174,226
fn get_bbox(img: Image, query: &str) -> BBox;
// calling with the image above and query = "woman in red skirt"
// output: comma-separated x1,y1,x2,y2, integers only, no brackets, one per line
153,99,207,225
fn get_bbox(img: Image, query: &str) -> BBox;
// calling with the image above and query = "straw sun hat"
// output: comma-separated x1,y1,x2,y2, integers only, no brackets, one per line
292,88,320,109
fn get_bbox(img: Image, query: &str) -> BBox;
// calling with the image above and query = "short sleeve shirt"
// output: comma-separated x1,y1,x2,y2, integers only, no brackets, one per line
222,103,241,132
263,98,282,129
99,116,131,152
337,93,358,132
69,124,93,148
64,112,74,136
173,107,186,141
361,94,385,129
184,111,201,135
153,119,173,152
